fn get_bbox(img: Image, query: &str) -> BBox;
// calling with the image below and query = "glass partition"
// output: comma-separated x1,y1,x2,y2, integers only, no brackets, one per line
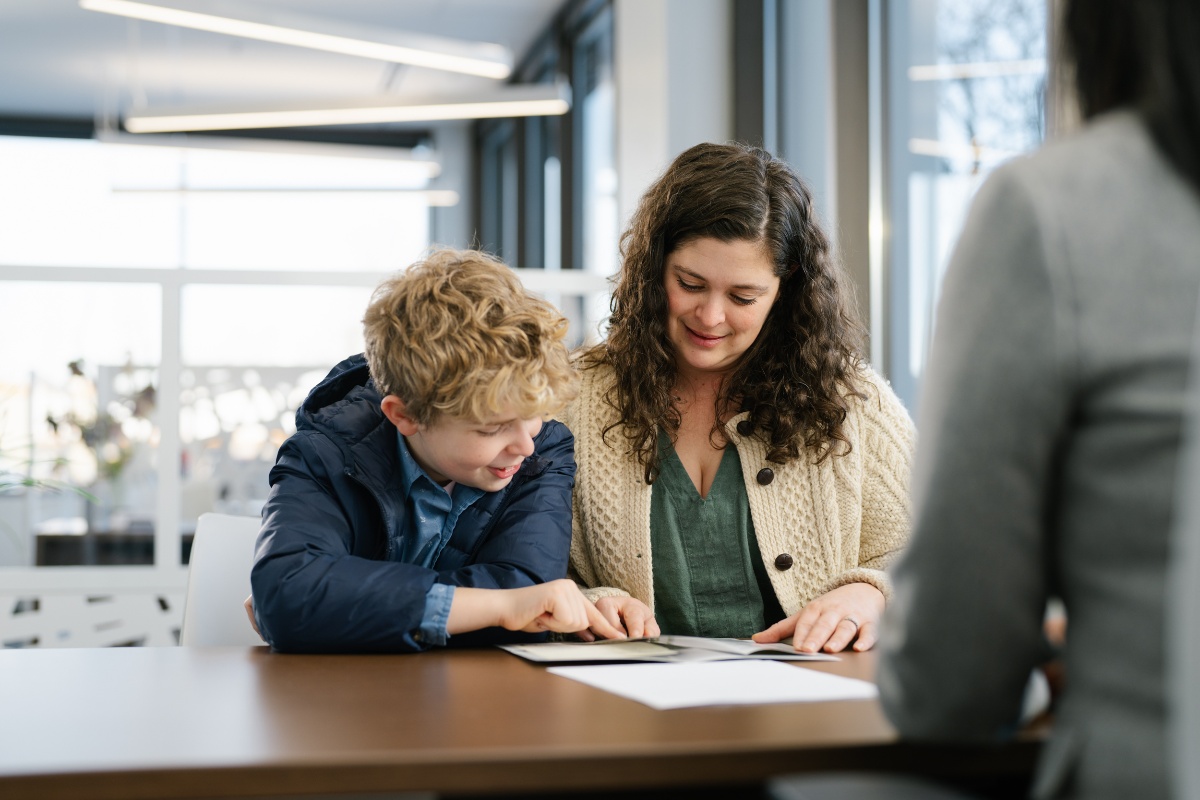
0,135,431,582
177,283,373,558
573,5,617,343
0,282,161,567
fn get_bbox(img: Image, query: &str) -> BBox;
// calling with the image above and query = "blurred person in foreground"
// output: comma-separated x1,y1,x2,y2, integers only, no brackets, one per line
877,1,1200,798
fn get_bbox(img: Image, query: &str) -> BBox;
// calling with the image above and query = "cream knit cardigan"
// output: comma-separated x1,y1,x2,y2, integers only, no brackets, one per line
558,363,916,617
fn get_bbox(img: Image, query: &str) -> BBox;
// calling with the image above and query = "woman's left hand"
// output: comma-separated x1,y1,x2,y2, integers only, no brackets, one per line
752,582,885,653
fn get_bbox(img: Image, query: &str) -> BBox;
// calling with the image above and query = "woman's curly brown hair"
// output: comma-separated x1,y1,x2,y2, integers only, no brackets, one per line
580,142,867,484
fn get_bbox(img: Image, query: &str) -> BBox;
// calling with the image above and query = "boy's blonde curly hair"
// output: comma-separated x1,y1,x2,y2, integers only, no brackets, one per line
363,248,578,425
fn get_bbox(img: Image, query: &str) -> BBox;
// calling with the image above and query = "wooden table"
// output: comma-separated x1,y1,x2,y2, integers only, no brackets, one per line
0,646,1041,799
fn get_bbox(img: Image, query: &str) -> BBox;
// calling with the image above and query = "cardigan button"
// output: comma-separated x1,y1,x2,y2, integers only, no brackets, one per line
774,553,794,571
756,467,774,485
736,419,754,436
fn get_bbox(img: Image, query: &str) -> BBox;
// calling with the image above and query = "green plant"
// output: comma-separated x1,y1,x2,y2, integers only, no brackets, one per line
44,359,156,487
0,448,96,558
0,393,77,496
0,377,102,558
0,453,94,498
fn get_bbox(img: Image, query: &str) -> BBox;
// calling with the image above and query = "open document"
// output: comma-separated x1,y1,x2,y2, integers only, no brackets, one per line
499,635,838,664
548,659,878,709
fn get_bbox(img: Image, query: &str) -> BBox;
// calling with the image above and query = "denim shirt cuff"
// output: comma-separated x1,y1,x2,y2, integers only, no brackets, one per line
419,583,455,646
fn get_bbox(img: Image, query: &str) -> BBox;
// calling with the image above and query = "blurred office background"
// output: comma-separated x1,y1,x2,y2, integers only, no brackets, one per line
0,0,1053,646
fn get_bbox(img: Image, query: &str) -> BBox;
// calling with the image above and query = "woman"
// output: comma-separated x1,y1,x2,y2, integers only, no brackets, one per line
877,0,1200,797
561,142,915,653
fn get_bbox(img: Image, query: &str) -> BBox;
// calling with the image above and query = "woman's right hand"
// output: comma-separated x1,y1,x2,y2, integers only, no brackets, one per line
575,595,661,641
753,582,885,653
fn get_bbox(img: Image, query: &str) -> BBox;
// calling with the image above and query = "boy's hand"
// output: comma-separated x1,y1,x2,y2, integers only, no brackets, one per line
243,595,262,637
498,579,626,639
448,581,626,639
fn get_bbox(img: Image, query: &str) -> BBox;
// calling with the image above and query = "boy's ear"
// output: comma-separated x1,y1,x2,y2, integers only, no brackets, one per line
380,395,420,436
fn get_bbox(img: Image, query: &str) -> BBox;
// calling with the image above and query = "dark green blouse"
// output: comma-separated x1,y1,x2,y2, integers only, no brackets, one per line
650,433,785,637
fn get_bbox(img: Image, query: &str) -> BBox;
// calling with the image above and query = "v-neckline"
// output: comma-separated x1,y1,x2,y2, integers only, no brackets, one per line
660,434,735,501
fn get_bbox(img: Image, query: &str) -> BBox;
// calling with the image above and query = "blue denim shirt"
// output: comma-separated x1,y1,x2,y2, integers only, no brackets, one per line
395,431,485,645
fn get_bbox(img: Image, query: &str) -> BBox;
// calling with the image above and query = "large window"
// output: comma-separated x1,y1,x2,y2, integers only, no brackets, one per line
474,0,612,346
571,3,617,343
735,0,1048,407
0,134,434,644
1,281,163,568
884,0,1048,407
478,120,520,266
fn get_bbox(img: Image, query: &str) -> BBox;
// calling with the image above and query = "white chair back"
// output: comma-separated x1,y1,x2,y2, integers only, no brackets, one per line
180,512,266,646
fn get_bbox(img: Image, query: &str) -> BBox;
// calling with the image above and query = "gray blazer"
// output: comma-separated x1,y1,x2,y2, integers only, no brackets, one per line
1171,304,1200,798
877,111,1200,799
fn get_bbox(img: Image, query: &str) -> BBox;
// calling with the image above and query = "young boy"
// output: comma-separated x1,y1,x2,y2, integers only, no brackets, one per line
249,249,621,652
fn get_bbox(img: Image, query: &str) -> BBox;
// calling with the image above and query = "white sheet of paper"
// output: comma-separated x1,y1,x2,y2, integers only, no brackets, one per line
547,659,878,710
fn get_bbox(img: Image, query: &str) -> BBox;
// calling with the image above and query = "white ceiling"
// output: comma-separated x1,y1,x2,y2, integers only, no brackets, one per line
0,0,567,139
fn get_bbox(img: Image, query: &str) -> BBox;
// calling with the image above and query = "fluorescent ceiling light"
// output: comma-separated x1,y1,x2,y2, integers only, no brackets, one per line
124,83,571,134
112,187,461,206
908,59,1045,82
79,0,512,79
94,130,442,178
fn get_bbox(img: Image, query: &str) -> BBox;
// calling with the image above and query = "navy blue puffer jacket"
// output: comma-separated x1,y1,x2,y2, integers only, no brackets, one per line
250,354,576,653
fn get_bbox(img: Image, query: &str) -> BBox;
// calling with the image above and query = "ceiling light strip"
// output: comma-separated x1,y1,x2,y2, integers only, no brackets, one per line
112,187,461,206
79,0,511,79
95,131,441,175
125,98,570,133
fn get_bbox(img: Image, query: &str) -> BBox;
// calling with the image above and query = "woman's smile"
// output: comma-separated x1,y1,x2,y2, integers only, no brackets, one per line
684,325,727,348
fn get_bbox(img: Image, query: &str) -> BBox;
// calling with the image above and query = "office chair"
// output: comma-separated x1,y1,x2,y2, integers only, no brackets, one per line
179,512,266,646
